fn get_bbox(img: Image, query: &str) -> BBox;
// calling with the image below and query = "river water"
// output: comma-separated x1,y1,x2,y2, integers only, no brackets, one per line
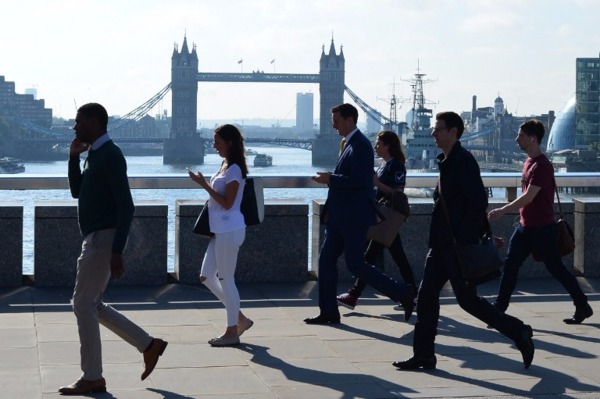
3,145,334,275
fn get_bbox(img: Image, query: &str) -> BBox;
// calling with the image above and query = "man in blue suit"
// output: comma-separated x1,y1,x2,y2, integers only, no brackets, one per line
305,103,416,325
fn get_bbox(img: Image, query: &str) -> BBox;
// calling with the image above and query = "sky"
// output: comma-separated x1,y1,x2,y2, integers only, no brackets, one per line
2,0,600,126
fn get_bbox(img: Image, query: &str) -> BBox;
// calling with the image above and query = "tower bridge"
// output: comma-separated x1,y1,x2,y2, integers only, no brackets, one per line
166,36,347,166
18,136,314,151
15,35,501,165
197,72,320,83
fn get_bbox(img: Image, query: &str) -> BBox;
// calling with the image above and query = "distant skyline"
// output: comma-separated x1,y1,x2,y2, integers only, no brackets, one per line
2,0,600,125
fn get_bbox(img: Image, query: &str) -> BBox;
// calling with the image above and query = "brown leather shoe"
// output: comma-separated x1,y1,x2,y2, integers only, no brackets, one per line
141,338,168,381
58,378,106,395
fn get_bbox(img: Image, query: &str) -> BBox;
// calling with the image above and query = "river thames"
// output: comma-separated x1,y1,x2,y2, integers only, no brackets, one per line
3,144,333,275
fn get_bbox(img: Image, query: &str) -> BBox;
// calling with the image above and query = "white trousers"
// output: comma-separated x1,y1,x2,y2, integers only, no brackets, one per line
200,227,246,327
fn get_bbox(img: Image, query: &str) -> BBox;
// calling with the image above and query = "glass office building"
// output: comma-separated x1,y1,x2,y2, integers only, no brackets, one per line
575,56,600,147
547,97,576,152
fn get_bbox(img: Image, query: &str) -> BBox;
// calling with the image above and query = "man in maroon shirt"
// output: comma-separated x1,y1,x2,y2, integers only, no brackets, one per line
488,120,593,324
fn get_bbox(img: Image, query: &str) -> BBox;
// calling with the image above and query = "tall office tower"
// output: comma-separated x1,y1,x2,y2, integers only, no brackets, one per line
575,54,600,148
296,93,314,133
25,88,38,99
366,114,381,134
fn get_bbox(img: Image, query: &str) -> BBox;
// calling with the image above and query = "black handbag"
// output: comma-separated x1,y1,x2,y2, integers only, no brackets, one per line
438,181,502,286
455,234,503,284
241,177,264,226
193,201,213,237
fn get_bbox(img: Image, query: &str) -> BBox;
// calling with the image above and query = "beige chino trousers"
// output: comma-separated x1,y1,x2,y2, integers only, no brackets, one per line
72,229,152,380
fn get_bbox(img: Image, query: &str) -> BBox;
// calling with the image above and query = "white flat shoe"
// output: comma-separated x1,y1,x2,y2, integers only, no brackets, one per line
208,335,240,347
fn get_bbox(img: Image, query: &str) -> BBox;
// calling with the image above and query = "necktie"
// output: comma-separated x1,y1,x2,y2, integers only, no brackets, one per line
339,138,346,155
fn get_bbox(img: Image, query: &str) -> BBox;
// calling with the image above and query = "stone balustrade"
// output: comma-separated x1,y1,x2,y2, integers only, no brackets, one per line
0,197,597,287
1,173,600,287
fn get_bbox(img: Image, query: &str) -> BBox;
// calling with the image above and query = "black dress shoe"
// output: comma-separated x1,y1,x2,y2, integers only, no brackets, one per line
393,356,437,370
563,303,593,324
303,314,340,325
515,324,534,369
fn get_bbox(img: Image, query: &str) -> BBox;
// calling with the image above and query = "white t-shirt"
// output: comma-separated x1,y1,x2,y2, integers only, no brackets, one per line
208,163,246,233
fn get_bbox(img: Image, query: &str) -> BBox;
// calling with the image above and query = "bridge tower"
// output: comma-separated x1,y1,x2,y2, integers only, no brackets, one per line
163,35,204,164
312,39,346,166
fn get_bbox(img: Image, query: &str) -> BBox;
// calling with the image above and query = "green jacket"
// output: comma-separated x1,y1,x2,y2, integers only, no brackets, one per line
68,140,134,253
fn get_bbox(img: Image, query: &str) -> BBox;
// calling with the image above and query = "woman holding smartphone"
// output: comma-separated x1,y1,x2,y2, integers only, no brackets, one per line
188,124,253,346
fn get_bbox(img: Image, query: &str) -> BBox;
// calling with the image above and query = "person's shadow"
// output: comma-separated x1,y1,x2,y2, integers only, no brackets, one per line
238,343,421,398
145,388,196,398
425,315,600,396
236,314,600,398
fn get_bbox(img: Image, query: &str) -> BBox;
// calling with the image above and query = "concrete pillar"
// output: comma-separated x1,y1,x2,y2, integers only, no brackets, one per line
175,200,309,285
487,199,576,278
574,198,600,277
34,200,168,286
311,198,432,284
312,198,580,285
0,202,23,287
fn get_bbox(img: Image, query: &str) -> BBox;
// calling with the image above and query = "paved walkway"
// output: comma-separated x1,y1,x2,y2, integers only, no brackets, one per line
1,278,599,399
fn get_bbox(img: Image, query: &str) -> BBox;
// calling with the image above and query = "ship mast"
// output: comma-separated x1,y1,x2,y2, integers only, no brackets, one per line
377,78,401,134
406,60,435,131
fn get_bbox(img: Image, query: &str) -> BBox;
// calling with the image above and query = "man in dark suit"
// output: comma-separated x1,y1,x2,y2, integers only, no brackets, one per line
305,103,415,325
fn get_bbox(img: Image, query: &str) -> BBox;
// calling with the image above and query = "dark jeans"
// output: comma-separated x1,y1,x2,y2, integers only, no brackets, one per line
318,225,412,315
349,234,416,297
494,223,588,312
413,247,526,357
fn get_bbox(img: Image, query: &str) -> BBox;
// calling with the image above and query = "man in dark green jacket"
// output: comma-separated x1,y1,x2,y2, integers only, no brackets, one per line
59,103,167,395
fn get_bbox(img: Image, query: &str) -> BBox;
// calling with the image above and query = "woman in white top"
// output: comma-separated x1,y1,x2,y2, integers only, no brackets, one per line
188,124,253,346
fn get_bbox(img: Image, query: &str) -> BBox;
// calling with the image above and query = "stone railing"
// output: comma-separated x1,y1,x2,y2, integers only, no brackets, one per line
1,173,600,287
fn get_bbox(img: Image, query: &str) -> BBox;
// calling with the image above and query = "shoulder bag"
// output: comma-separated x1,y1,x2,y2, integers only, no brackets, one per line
367,191,409,247
241,177,264,226
532,181,575,261
193,200,214,237
438,180,503,286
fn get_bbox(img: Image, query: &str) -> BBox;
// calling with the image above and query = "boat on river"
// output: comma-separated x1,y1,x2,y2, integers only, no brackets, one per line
0,157,25,174
253,153,273,167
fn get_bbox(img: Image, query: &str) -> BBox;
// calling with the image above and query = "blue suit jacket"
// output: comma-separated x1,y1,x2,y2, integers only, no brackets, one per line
323,130,377,229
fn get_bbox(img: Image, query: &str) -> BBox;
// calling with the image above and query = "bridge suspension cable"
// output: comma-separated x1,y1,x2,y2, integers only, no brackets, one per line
19,120,65,138
109,83,172,131
461,124,497,142
344,86,397,130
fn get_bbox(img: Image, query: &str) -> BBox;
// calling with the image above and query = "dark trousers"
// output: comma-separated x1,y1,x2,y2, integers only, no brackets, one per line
349,234,416,297
318,225,412,315
413,247,525,357
495,223,588,312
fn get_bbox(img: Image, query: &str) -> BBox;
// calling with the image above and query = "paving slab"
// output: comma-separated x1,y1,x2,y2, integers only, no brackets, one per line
0,278,599,398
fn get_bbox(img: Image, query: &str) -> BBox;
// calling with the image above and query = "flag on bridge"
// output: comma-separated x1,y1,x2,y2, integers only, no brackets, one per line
238,59,243,64
270,59,275,64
